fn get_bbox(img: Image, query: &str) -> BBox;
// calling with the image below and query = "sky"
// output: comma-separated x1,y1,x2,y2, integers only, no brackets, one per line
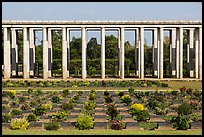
2,2,202,46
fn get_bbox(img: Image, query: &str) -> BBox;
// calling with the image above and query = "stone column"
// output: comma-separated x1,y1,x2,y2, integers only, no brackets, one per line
29,28,35,77
118,29,121,77
82,27,87,79
3,27,11,79
67,29,70,78
23,27,30,79
198,27,202,79
120,27,125,79
194,28,199,79
179,27,183,79
176,28,180,79
101,27,105,79
43,27,48,79
170,28,176,76
187,29,194,77
152,28,158,77
48,29,52,77
11,29,18,77
140,27,144,79
135,29,139,77
159,27,164,79
62,27,68,80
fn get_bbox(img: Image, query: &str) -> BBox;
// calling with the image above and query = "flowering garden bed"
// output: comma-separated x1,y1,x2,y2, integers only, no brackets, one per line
2,88,202,131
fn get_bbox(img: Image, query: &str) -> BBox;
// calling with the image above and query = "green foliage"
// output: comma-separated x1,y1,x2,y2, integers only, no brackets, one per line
10,109,23,116
34,105,47,116
10,118,29,130
132,110,150,122
19,96,26,103
177,102,192,115
106,103,119,120
104,96,113,104
44,121,61,130
26,114,39,122
20,103,31,110
75,115,94,130
61,102,74,111
120,95,132,105
139,121,158,130
62,89,70,97
116,91,125,98
51,96,62,103
170,115,191,130
83,101,96,111
2,113,12,123
51,111,67,122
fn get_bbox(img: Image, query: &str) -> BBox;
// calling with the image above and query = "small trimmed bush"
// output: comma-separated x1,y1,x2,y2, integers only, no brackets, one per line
44,121,61,130
10,118,29,130
75,115,94,130
51,111,67,122
139,121,158,130
10,109,23,116
109,120,124,130
177,102,192,115
106,103,119,120
2,113,12,123
170,115,191,130
61,102,74,111
26,114,40,122
120,95,132,105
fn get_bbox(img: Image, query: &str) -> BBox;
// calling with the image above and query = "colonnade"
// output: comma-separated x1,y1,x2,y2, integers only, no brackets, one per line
2,20,202,80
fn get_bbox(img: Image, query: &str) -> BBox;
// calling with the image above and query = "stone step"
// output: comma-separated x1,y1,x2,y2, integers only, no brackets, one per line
93,122,108,129
157,122,175,130
29,122,43,128
148,117,166,122
125,122,140,130
94,115,107,119
190,122,202,129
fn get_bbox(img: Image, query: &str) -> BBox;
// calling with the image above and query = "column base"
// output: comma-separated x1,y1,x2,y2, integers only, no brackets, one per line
30,71,34,76
48,71,52,77
12,71,17,76
67,71,69,78
172,70,176,76
23,72,30,79
190,70,194,78
154,70,158,76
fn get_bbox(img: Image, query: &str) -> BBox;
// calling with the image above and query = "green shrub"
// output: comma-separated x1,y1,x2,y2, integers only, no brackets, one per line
26,114,40,122
34,105,47,116
189,114,202,122
5,90,16,99
106,103,119,120
51,111,67,122
177,102,192,115
19,96,26,103
61,102,74,111
88,93,96,100
180,86,187,92
51,96,62,103
104,96,113,104
132,110,150,122
154,107,168,115
116,91,124,98
10,118,29,130
129,103,144,115
62,89,70,97
20,103,31,110
75,115,94,130
10,108,23,116
139,121,158,130
41,103,53,110
120,95,132,105
2,104,10,110
104,91,110,96
84,101,96,111
2,113,12,123
128,87,135,94
9,101,19,107
170,115,191,130
109,120,124,130
44,121,61,130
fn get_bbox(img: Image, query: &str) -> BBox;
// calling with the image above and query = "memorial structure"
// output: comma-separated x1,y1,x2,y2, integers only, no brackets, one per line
2,20,202,80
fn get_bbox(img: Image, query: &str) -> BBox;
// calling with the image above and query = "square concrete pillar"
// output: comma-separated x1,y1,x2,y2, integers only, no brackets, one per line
43,27,48,79
3,27,11,79
101,27,105,79
135,29,139,76
159,27,164,79
23,27,30,79
120,27,125,79
11,29,18,77
67,29,70,78
179,27,183,79
62,27,68,80
82,27,87,79
198,27,202,79
176,28,180,79
139,27,144,79
118,29,121,77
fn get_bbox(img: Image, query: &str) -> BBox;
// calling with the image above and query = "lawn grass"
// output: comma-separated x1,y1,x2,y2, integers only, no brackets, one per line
2,128,202,135
3,81,202,90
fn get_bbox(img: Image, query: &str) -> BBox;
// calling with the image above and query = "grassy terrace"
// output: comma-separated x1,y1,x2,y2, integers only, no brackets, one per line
2,81,202,90
2,128,202,135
